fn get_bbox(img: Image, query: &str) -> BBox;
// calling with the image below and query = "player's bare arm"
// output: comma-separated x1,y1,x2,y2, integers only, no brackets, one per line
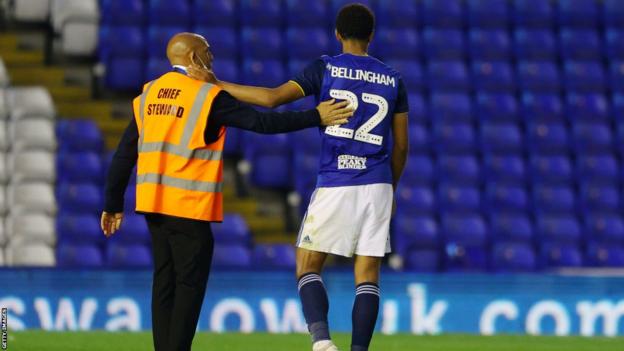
390,112,409,191
187,65,303,108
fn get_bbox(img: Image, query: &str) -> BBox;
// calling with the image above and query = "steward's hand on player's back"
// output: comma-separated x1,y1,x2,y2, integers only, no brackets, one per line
316,99,354,126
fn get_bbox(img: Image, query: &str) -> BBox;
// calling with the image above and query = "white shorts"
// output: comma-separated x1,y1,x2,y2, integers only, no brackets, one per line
296,183,393,258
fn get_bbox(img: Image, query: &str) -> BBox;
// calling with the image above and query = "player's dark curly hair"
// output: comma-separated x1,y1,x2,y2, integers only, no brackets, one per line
335,3,375,42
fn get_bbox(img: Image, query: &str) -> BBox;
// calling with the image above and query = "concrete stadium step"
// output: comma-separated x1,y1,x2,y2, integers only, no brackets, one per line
1,50,44,66
0,34,18,50
56,101,113,121
246,215,285,234
223,198,257,215
254,233,296,244
48,85,90,102
9,66,66,86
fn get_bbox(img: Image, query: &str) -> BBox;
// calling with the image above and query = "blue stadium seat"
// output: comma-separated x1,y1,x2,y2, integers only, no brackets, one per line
563,61,606,92
212,214,250,245
404,248,440,272
57,182,102,214
244,133,291,188
107,243,152,268
58,151,103,184
605,0,624,28
557,0,599,28
571,122,613,152
482,155,526,184
616,93,624,120
484,185,529,213
469,29,511,60
429,93,471,122
394,216,439,255
386,61,423,92
377,0,420,28
241,28,284,60
286,0,329,28
396,186,435,215
57,244,103,268
427,61,469,92
471,62,515,92
437,155,480,185
438,184,480,212
576,154,619,183
442,214,487,246
618,123,624,155
480,123,523,153
212,59,239,83
213,244,252,268
373,29,419,60
529,155,573,184
489,214,533,242
605,29,624,59
293,152,319,203
145,57,170,81
195,27,238,60
474,93,518,123
536,215,581,244
559,29,602,60
539,243,583,268
402,156,434,185
100,0,144,26
517,61,560,92
565,93,609,122
422,0,464,28
252,244,295,269
521,92,564,123
423,29,465,60
584,214,624,243
433,122,476,153
408,124,429,152
532,185,576,214
585,243,624,267
610,62,624,92
514,29,557,60
444,244,488,271
242,60,286,86
526,122,569,153
513,0,554,28
240,0,283,27
286,28,330,60
56,213,102,245
406,93,426,122
110,214,150,245
579,184,620,212
124,185,136,212
147,26,187,58
331,0,374,13
194,0,237,27
56,119,104,152
467,0,510,28
492,243,536,272
98,26,144,89
148,0,191,27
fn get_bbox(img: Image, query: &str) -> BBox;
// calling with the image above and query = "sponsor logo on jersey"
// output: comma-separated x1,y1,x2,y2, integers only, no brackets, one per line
327,63,396,87
338,155,367,170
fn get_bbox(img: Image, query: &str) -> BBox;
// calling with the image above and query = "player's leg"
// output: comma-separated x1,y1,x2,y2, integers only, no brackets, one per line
351,255,382,351
145,214,175,351
297,248,334,350
350,184,393,351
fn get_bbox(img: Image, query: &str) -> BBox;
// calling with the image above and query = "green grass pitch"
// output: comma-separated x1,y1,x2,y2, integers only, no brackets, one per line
7,331,624,351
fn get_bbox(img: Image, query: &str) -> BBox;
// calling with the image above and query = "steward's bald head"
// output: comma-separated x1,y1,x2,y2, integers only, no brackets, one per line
166,32,212,68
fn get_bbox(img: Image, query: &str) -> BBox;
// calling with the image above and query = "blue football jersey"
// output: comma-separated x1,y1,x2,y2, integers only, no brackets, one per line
292,54,408,187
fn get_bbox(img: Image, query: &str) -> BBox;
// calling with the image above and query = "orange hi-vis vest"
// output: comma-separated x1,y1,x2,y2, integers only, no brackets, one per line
132,72,225,221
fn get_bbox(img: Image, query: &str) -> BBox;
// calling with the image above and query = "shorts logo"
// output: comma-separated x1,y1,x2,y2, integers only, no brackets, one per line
302,235,312,244
338,155,367,170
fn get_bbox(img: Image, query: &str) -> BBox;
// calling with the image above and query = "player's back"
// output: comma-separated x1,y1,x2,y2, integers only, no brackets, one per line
316,53,403,188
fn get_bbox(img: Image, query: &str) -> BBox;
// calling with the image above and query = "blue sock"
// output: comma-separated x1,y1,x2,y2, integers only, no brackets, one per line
298,273,330,343
351,282,380,351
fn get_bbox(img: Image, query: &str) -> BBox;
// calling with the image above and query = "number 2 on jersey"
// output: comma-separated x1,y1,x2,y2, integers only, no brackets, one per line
325,89,388,146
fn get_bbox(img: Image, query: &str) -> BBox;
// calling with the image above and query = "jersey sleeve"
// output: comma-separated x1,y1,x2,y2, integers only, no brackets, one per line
290,57,326,97
394,78,409,114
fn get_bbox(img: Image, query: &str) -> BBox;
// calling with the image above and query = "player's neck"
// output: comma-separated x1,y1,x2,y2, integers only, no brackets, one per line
341,40,369,56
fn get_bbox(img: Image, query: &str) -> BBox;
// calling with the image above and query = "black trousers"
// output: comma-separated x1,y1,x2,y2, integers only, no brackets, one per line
145,213,214,351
